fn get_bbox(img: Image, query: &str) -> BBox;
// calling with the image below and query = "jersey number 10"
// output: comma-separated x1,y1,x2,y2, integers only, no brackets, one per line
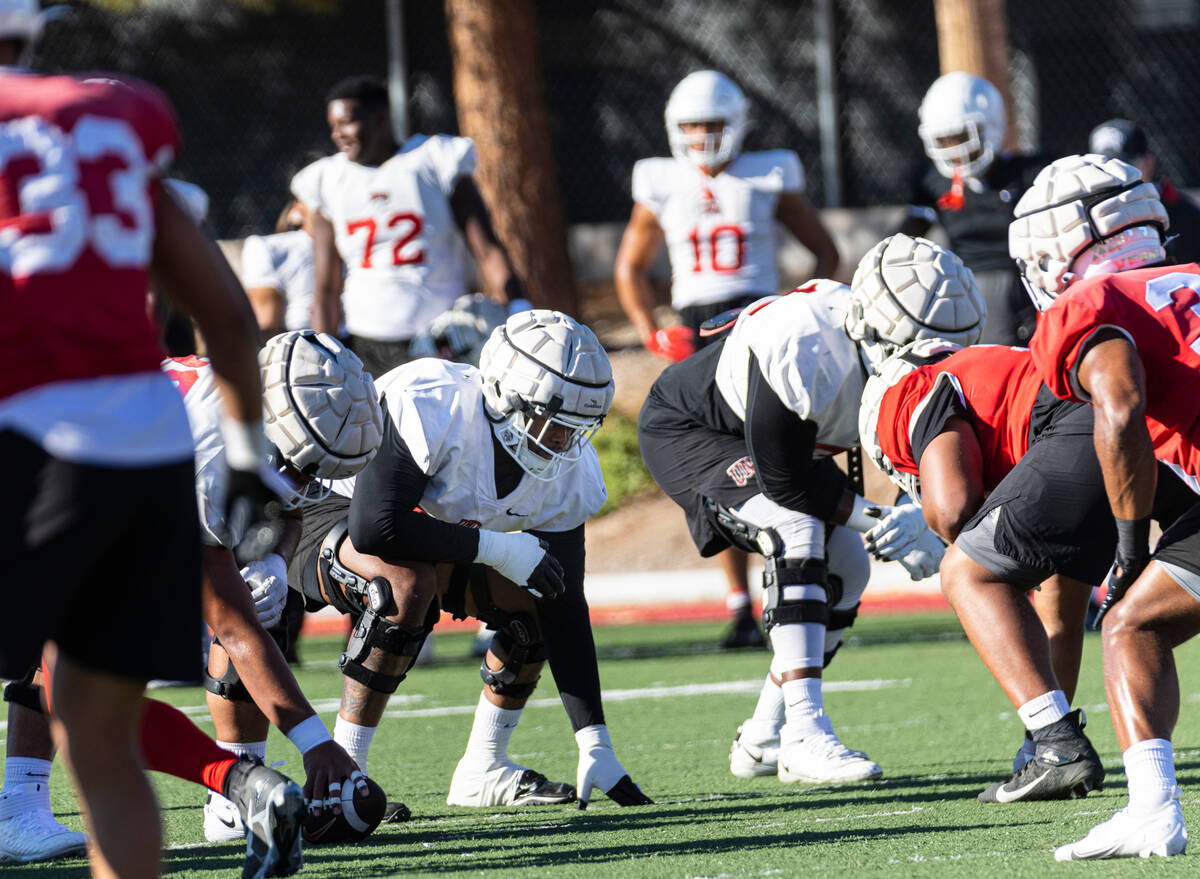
688,224,746,273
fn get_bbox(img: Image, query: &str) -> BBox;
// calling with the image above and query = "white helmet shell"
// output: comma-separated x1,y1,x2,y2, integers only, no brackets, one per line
478,309,614,480
0,0,39,41
1009,153,1169,310
859,338,963,503
260,331,384,482
847,234,986,371
664,70,747,169
918,72,1005,179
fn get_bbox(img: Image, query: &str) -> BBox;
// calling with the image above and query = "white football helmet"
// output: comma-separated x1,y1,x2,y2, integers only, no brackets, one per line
1009,153,1169,311
0,0,38,42
859,338,963,503
847,234,986,373
665,70,747,169
260,331,384,507
478,309,614,481
918,72,1005,180
409,293,508,367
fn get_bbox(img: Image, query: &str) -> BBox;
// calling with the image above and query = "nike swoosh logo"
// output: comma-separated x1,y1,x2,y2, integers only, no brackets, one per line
218,812,239,830
994,770,1050,802
506,508,528,517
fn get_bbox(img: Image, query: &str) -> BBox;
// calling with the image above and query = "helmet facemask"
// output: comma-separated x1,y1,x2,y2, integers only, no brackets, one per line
919,115,993,180
664,71,747,171
490,399,604,482
266,445,333,511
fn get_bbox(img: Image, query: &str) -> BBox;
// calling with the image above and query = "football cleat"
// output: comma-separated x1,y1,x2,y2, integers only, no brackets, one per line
1055,795,1187,860
979,709,1103,803
1011,730,1036,774
729,723,780,778
447,757,576,807
224,757,304,879
777,728,883,784
720,613,766,649
203,790,246,842
0,807,88,864
382,800,412,824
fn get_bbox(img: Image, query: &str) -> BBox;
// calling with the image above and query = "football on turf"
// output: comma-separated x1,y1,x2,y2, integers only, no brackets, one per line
301,776,387,845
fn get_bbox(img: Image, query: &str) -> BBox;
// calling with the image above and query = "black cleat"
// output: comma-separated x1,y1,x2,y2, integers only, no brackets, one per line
510,770,577,806
382,800,411,823
979,709,1104,803
224,757,305,879
720,613,766,649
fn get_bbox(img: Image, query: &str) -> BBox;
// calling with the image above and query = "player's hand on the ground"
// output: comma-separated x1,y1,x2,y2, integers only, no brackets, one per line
1094,517,1151,627
575,724,653,809
474,530,565,599
644,326,695,362
864,502,926,560
241,552,289,629
302,741,368,817
896,528,946,581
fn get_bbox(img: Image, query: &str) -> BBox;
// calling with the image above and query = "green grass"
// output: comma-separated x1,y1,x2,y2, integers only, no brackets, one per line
12,613,1200,877
592,412,653,516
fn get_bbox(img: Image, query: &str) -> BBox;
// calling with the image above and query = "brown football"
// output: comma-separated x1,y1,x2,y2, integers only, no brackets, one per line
301,776,387,845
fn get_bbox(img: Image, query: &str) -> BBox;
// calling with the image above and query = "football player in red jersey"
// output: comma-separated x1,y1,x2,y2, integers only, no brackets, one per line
0,5,290,877
1012,154,1200,859
862,340,1193,804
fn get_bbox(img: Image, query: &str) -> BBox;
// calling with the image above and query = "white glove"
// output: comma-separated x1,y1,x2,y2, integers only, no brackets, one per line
241,552,289,629
575,724,652,808
474,530,564,599
863,502,927,560
896,529,946,581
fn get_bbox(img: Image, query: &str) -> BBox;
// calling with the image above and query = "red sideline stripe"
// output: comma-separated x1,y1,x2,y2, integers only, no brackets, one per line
299,592,950,637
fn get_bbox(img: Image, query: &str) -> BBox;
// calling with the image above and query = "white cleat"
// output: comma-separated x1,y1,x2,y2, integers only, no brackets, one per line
447,757,575,807
729,724,780,778
203,790,246,842
1054,797,1188,860
0,808,88,864
777,728,882,784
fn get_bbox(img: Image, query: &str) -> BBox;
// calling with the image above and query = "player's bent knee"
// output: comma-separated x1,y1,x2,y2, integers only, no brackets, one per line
762,555,829,632
480,621,546,699
339,601,439,693
204,637,254,703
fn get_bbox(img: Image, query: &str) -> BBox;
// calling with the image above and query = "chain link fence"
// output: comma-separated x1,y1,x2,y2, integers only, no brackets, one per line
30,0,1200,240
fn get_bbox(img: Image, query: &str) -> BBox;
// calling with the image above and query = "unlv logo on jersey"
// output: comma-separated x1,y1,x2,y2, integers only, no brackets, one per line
726,455,755,487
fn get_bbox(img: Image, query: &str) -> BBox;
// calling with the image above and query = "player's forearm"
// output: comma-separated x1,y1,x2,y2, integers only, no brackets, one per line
311,280,341,336
614,266,659,340
1093,402,1157,520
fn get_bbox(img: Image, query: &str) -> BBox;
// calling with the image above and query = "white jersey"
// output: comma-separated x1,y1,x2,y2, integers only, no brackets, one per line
162,356,236,548
290,134,476,341
632,150,803,309
334,359,606,532
714,280,863,457
240,230,315,331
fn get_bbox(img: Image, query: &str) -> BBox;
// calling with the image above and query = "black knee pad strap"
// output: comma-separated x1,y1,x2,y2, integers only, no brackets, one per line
3,668,43,713
762,556,828,630
479,615,545,698
339,604,437,694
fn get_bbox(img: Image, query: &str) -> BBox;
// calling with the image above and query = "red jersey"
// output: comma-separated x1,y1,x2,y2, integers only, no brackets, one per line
875,345,1044,489
1031,264,1200,482
0,71,180,400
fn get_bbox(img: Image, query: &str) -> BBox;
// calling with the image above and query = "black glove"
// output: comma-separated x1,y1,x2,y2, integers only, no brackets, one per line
604,775,654,807
1093,517,1151,629
227,463,289,565
526,540,565,600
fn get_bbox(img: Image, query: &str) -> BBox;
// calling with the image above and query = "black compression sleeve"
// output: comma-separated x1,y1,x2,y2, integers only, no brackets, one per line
528,524,603,731
744,353,848,520
347,414,480,564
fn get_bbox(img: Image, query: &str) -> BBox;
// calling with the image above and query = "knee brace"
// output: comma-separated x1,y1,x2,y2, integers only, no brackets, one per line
822,573,861,667
203,620,295,704
703,497,783,556
761,556,829,631
338,599,439,694
480,622,547,699
315,520,377,616
3,667,43,714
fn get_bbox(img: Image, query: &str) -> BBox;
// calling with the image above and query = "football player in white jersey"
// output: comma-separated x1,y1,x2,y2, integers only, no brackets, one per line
638,235,986,784
241,199,315,337
286,310,652,810
162,332,386,844
292,75,531,378
615,70,841,649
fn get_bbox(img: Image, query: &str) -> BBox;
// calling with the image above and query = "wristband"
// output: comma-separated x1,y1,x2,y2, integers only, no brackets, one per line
844,494,882,533
220,415,268,472
285,714,333,755
1114,516,1151,555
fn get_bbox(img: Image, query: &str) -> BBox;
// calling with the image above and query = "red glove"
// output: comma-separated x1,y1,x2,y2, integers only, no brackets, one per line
644,325,696,362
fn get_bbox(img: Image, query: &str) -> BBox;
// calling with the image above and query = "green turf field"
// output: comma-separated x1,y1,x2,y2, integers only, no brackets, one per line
10,612,1200,877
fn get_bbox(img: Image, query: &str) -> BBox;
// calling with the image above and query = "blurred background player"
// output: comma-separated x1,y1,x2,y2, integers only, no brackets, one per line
286,311,652,810
0,2,286,875
1009,154,1199,859
637,235,985,785
241,197,315,338
1087,118,1200,265
292,74,531,378
898,72,1044,346
615,69,840,649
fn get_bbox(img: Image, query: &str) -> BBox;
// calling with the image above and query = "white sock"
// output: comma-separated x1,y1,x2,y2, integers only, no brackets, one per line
462,692,522,764
1017,690,1069,731
780,677,827,740
216,740,267,762
726,590,751,615
1124,738,1177,814
743,673,785,739
0,758,52,818
334,716,377,773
